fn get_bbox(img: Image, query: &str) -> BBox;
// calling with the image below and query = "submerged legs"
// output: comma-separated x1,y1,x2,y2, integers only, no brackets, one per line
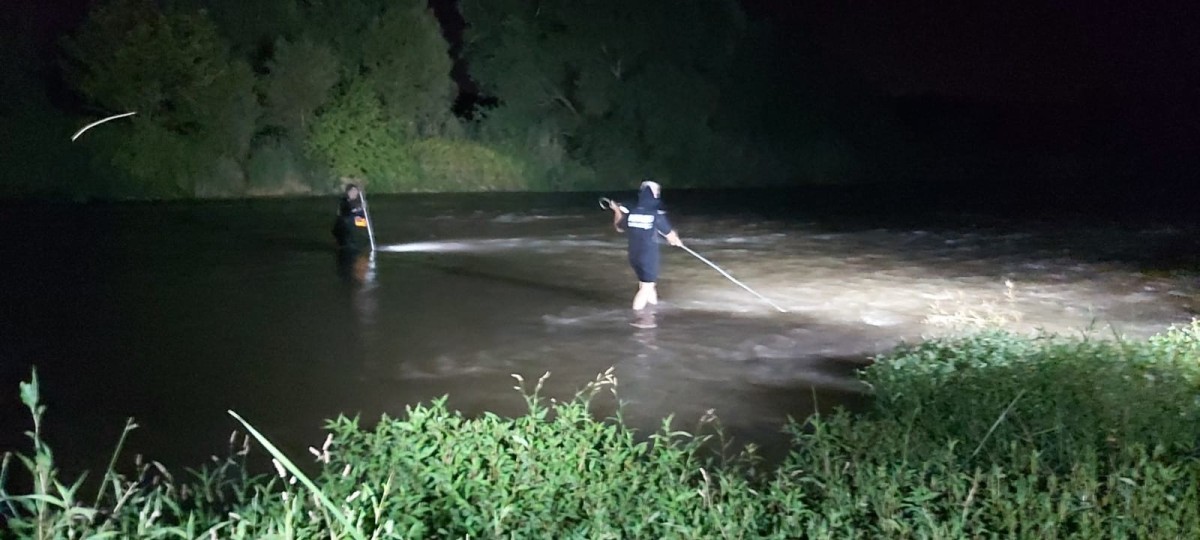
632,281,658,310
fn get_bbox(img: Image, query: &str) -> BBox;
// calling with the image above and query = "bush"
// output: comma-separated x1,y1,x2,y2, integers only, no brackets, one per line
863,325,1200,469
246,138,335,196
305,80,421,190
779,321,1200,537
4,324,1199,538
406,138,528,192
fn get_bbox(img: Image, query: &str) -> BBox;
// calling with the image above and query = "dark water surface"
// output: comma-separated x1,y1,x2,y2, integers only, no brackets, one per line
2,190,1198,474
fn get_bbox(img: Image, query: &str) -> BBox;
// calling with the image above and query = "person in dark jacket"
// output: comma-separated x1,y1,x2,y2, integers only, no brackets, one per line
607,180,683,316
332,184,367,249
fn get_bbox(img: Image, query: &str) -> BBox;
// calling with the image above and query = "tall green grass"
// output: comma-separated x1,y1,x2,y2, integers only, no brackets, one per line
4,323,1199,538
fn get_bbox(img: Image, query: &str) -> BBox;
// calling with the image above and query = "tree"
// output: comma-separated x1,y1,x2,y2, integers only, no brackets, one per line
460,0,761,188
260,38,340,141
167,0,304,58
360,1,458,138
61,0,258,197
0,7,92,197
306,80,418,190
303,0,462,190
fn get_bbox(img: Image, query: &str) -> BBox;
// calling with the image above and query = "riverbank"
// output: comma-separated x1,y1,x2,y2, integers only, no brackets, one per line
4,322,1198,538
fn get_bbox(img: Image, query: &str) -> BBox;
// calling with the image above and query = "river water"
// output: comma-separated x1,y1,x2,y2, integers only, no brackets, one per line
1,189,1197,473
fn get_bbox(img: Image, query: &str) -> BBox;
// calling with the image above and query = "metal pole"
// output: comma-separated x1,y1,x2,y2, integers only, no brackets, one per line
668,236,789,313
359,187,377,252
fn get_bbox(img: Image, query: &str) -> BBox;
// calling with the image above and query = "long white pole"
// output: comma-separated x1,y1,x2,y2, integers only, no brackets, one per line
359,187,377,252
667,235,789,313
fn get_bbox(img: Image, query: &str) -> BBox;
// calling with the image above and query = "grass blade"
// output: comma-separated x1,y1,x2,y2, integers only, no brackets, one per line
227,410,366,540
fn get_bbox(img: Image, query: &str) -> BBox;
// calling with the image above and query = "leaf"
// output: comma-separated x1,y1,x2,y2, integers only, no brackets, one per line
18,368,39,411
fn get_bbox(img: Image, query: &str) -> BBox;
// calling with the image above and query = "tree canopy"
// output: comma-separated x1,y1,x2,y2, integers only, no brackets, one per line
2,0,879,198
461,0,789,187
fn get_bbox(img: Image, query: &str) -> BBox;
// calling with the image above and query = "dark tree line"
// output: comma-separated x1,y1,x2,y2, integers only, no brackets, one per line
1,0,878,199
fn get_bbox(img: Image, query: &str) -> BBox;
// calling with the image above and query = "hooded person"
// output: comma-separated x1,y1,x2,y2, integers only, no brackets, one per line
332,184,368,249
607,180,683,322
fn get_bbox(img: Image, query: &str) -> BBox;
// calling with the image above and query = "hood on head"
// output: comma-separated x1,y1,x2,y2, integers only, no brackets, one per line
637,181,661,209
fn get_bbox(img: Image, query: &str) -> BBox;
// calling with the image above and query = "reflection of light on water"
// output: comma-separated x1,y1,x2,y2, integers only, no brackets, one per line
492,213,583,223
657,231,1198,338
380,241,475,253
378,219,1197,339
362,252,377,286
340,252,378,333
379,237,612,254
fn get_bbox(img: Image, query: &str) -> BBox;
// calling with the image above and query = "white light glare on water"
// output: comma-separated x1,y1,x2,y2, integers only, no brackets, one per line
379,241,477,253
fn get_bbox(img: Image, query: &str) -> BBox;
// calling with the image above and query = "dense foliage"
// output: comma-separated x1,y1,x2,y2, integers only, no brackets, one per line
0,0,881,199
459,0,788,190
4,322,1198,538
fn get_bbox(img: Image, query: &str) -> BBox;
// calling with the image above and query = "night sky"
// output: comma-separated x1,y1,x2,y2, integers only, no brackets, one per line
745,0,1200,193
746,0,1199,103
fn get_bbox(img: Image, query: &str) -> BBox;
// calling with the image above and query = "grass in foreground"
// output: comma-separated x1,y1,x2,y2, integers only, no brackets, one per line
3,322,1200,538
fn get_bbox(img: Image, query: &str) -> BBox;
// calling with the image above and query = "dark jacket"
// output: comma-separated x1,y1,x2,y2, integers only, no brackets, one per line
338,196,365,220
621,185,673,245
332,195,366,248
619,185,673,281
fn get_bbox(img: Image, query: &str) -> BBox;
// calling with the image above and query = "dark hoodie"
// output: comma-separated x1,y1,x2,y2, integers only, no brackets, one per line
620,185,674,281
332,192,367,248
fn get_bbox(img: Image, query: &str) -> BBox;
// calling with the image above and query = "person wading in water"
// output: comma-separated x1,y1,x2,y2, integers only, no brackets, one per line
607,180,684,328
332,184,368,250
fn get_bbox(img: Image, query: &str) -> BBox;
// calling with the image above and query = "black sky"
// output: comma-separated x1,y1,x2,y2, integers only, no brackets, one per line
746,0,1199,105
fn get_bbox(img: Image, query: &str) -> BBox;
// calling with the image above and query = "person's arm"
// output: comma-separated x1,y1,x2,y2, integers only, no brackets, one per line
610,205,626,232
656,213,683,246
